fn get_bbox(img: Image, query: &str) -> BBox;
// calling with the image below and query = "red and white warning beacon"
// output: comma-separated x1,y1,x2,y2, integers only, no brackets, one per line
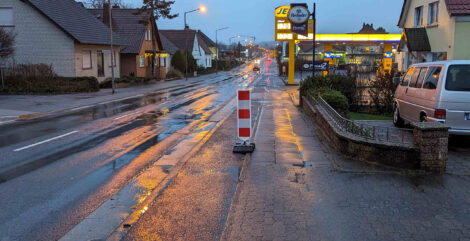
233,89,256,153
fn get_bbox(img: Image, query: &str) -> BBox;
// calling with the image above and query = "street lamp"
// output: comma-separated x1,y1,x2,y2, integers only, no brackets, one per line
184,5,206,80
184,5,206,29
216,27,229,75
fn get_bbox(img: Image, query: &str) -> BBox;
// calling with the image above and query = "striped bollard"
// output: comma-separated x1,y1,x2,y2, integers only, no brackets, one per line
233,89,256,153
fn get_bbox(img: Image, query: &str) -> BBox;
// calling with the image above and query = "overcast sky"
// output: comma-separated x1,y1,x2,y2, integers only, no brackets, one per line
124,0,403,44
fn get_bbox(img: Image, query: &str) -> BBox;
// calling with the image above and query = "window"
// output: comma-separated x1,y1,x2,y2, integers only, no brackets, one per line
82,51,92,69
401,67,414,86
415,6,424,27
445,65,470,91
145,29,152,41
409,67,422,87
160,57,166,67
415,67,428,88
423,67,441,89
428,2,439,25
139,56,145,67
0,8,13,26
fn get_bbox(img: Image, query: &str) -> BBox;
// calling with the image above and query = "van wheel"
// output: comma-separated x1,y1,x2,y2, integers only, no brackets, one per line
393,104,404,127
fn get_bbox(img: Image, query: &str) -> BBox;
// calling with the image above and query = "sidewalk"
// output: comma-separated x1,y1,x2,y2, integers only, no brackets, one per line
0,72,230,122
222,81,470,240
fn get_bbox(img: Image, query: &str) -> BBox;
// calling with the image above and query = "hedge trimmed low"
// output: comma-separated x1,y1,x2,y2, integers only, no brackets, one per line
1,64,99,94
3,76,99,94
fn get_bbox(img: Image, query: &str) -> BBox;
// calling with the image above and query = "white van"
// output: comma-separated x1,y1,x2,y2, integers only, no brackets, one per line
393,60,470,135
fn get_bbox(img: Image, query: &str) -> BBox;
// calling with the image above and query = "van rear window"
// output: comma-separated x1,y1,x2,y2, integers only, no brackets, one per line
446,65,470,91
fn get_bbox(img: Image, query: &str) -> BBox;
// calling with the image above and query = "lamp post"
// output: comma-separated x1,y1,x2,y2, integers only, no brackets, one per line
184,6,206,80
108,0,115,94
215,27,228,75
184,6,206,29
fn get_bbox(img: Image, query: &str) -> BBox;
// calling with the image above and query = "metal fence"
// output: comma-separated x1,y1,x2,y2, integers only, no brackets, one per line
313,95,414,145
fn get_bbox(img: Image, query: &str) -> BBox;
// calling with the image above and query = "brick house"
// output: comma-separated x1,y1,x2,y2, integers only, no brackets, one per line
397,0,470,72
0,0,123,82
88,7,167,79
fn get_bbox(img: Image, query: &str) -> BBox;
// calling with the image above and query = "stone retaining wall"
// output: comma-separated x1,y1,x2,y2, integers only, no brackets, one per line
302,95,449,173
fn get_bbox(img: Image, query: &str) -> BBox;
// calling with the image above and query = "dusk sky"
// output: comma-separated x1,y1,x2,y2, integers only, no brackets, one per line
126,0,404,44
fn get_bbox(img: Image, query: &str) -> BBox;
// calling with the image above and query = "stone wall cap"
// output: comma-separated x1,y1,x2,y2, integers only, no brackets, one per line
411,122,451,131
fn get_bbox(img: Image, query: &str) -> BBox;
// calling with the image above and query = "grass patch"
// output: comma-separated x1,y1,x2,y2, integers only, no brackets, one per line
348,112,393,121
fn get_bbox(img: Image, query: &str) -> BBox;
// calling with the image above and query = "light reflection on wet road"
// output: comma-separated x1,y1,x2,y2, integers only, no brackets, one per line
0,61,269,241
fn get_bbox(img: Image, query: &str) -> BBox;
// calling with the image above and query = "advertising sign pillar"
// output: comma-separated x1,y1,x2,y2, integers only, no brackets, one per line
383,43,393,72
288,40,296,85
323,43,333,75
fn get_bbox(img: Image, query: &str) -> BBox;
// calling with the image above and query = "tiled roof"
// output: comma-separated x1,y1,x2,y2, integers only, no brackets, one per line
399,28,431,52
159,33,179,55
197,34,213,55
26,0,124,45
88,8,162,54
198,31,216,47
445,0,470,16
160,30,196,53
160,30,213,56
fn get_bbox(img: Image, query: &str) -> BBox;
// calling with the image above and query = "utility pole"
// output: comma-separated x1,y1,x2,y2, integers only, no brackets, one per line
108,0,115,94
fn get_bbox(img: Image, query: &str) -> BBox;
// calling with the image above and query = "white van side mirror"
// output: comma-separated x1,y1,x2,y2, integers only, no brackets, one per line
393,77,401,85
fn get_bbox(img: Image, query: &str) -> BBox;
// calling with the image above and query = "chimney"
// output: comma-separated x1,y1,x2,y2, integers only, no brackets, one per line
103,3,110,26
184,25,190,30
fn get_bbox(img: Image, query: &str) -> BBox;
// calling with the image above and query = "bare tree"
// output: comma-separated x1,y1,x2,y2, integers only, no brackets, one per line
138,0,178,77
81,0,130,8
0,27,15,59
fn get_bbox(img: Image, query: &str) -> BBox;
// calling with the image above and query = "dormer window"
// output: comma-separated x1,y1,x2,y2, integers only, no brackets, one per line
415,6,424,27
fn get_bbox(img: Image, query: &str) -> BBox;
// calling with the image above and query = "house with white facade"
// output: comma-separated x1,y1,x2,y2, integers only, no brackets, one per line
159,29,213,69
397,0,470,72
0,0,124,82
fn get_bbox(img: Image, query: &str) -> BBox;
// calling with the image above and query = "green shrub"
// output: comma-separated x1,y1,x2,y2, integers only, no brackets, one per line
301,74,357,108
99,76,153,88
311,88,349,116
166,69,183,79
171,50,186,73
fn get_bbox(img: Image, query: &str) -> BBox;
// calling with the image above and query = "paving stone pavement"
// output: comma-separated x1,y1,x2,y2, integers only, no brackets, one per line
222,80,470,241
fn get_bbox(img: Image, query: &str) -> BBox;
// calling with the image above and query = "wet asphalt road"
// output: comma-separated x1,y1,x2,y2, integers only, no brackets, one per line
0,61,268,241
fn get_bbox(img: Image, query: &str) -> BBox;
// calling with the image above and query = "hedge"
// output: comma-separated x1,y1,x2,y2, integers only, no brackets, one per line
310,87,349,117
2,76,100,94
1,64,99,93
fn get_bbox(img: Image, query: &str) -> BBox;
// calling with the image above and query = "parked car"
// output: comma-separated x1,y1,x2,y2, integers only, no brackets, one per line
393,60,470,135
